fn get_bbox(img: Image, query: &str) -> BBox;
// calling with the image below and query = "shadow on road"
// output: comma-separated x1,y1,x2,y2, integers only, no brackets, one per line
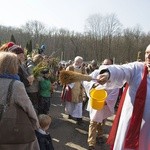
48,86,114,150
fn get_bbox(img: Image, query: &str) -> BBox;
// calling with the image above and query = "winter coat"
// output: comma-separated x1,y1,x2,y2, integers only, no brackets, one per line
0,78,40,150
39,78,52,97
35,130,54,150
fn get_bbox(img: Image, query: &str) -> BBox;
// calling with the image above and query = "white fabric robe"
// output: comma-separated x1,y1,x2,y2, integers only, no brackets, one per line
83,69,119,123
65,83,82,118
104,62,150,150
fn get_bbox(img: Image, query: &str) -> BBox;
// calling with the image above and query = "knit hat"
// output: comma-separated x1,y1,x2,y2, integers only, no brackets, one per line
8,45,24,54
7,42,15,48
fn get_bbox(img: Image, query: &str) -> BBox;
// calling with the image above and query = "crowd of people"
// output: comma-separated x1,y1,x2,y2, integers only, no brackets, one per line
0,41,150,150
0,42,55,150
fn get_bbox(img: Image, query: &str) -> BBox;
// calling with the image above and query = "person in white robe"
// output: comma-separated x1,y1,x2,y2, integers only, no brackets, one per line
65,56,86,125
96,44,150,150
83,59,119,150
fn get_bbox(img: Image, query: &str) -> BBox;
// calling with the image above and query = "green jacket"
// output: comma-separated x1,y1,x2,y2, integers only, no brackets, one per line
39,78,51,97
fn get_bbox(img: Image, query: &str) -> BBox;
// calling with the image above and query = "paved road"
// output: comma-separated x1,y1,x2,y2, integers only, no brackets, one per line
49,86,114,150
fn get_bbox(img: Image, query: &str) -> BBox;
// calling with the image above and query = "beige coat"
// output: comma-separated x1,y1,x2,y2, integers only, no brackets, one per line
66,65,84,103
0,78,40,150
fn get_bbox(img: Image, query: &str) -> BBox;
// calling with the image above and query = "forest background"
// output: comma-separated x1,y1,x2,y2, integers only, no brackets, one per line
0,13,150,64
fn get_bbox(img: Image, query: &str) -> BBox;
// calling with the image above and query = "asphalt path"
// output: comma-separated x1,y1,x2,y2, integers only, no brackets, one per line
48,85,114,150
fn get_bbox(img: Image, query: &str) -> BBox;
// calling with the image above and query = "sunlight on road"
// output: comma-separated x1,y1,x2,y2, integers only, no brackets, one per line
52,138,60,142
75,128,88,135
66,142,87,150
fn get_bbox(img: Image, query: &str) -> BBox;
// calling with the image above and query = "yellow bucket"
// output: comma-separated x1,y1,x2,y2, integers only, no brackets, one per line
90,88,107,110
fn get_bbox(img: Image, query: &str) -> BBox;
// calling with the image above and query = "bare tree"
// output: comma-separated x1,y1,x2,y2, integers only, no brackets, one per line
85,14,104,61
21,20,47,48
85,13,122,61
103,14,122,57
1,18,150,64
132,25,142,56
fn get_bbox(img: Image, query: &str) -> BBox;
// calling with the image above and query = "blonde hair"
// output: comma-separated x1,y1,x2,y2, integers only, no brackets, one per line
0,42,15,52
38,114,52,129
0,52,18,74
0,43,9,52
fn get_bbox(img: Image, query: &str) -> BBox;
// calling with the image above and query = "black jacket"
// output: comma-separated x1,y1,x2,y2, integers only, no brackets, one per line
35,130,54,150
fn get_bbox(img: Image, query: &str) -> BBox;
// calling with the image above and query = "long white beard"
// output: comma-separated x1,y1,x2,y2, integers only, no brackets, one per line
73,64,81,69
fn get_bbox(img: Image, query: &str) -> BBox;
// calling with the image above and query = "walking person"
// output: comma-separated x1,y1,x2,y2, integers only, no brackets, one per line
83,59,119,150
63,56,86,125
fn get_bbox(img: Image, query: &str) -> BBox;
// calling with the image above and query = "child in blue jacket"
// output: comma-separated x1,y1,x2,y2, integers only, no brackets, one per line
35,114,54,150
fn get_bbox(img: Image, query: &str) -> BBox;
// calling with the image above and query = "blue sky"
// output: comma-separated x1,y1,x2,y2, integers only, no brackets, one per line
0,0,149,33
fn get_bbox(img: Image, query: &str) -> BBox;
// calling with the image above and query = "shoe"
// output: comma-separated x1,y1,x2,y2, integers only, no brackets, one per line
68,115,71,119
96,136,105,144
76,118,84,125
68,115,74,119
88,146,95,150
